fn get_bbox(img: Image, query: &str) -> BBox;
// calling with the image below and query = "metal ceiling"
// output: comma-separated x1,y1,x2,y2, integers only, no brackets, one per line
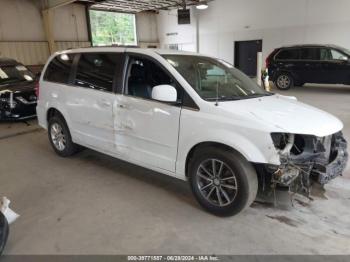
84,0,210,13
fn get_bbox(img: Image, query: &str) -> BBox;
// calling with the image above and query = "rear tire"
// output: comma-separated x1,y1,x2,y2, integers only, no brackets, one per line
275,73,294,90
48,115,80,157
0,212,9,255
188,147,258,217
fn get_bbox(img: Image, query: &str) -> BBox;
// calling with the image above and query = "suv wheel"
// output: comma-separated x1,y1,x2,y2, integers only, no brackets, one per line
48,115,80,157
188,147,258,217
275,73,294,90
0,212,9,255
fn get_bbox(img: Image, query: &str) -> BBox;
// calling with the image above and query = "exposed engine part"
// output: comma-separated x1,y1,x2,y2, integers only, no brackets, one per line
261,132,348,198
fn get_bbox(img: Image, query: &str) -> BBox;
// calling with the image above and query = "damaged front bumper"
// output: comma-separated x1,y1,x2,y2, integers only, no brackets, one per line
0,90,37,121
261,132,348,196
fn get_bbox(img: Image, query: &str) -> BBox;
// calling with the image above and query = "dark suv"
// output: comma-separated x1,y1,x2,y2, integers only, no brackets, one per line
266,44,350,90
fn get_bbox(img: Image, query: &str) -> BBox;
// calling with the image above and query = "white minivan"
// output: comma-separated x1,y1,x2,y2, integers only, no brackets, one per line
37,47,348,216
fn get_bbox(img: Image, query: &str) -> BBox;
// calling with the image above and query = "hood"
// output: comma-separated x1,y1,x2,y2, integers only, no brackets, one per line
218,94,343,137
0,81,35,93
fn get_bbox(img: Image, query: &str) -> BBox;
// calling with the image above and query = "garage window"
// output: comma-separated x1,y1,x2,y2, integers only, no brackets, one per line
89,9,137,46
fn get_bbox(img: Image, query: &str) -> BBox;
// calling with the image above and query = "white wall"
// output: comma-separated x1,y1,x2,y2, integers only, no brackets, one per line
157,8,197,51
157,0,350,64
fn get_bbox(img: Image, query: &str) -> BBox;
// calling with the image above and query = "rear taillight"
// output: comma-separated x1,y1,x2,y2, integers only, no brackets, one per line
265,57,270,68
35,81,39,98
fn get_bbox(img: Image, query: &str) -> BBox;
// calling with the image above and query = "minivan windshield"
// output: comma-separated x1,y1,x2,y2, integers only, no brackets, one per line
162,55,271,101
0,65,35,85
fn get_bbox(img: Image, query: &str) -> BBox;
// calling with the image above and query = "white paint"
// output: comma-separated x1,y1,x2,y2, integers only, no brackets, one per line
37,47,344,181
156,0,350,64
0,197,19,225
151,85,177,102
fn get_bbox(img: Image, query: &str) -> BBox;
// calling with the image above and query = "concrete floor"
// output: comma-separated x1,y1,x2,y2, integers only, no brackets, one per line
0,84,350,255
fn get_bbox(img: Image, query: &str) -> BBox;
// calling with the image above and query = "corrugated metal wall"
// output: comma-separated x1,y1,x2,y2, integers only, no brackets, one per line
0,41,91,66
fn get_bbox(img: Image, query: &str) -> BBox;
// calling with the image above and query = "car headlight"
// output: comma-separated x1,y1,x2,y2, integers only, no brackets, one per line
271,133,312,156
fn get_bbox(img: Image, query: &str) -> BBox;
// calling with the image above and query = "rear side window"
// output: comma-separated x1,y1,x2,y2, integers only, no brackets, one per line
74,53,123,93
275,49,300,60
44,53,75,84
300,48,320,60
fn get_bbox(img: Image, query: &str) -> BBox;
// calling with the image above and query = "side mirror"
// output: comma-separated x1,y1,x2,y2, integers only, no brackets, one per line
151,85,177,103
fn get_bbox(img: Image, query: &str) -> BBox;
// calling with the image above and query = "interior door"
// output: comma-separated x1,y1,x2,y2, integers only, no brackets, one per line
234,40,262,77
66,52,124,152
114,55,182,172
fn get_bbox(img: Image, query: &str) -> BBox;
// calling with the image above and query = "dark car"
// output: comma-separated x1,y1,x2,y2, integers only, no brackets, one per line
266,44,350,90
0,58,37,120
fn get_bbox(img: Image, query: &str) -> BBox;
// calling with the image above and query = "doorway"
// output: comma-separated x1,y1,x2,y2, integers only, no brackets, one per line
234,40,262,77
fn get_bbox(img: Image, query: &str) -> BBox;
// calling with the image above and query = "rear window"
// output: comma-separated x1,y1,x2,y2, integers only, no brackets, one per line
275,49,300,60
44,53,75,84
74,53,124,93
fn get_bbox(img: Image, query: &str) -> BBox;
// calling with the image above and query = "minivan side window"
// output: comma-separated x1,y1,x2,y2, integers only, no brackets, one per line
44,53,75,84
74,53,123,93
125,56,182,102
300,48,320,60
275,49,300,60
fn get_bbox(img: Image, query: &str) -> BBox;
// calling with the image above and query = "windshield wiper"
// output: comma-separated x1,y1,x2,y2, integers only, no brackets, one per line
246,93,273,98
206,96,243,102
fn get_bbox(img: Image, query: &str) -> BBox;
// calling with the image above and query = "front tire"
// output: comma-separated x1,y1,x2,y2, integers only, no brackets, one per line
188,147,258,217
275,73,294,90
0,212,9,255
48,115,80,157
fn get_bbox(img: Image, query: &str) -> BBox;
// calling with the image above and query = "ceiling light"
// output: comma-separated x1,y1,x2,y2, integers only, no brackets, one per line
196,1,208,10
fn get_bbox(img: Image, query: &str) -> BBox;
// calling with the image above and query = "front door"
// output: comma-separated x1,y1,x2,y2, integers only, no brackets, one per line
115,55,182,172
66,52,124,152
234,40,262,77
321,48,350,84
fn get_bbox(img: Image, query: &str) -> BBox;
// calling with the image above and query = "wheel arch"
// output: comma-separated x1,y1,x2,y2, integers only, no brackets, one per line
46,106,72,132
184,142,255,178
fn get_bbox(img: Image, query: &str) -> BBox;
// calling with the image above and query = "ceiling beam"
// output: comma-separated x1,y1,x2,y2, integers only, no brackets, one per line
45,0,76,10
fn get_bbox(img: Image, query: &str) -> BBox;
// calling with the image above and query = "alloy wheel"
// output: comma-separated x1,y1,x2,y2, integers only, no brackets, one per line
277,75,291,89
50,123,66,151
195,159,238,207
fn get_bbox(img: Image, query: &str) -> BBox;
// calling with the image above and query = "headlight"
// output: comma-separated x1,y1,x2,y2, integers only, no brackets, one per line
271,133,310,156
271,133,291,150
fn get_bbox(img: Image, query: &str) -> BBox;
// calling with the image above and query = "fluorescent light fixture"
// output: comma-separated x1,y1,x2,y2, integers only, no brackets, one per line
196,1,208,10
